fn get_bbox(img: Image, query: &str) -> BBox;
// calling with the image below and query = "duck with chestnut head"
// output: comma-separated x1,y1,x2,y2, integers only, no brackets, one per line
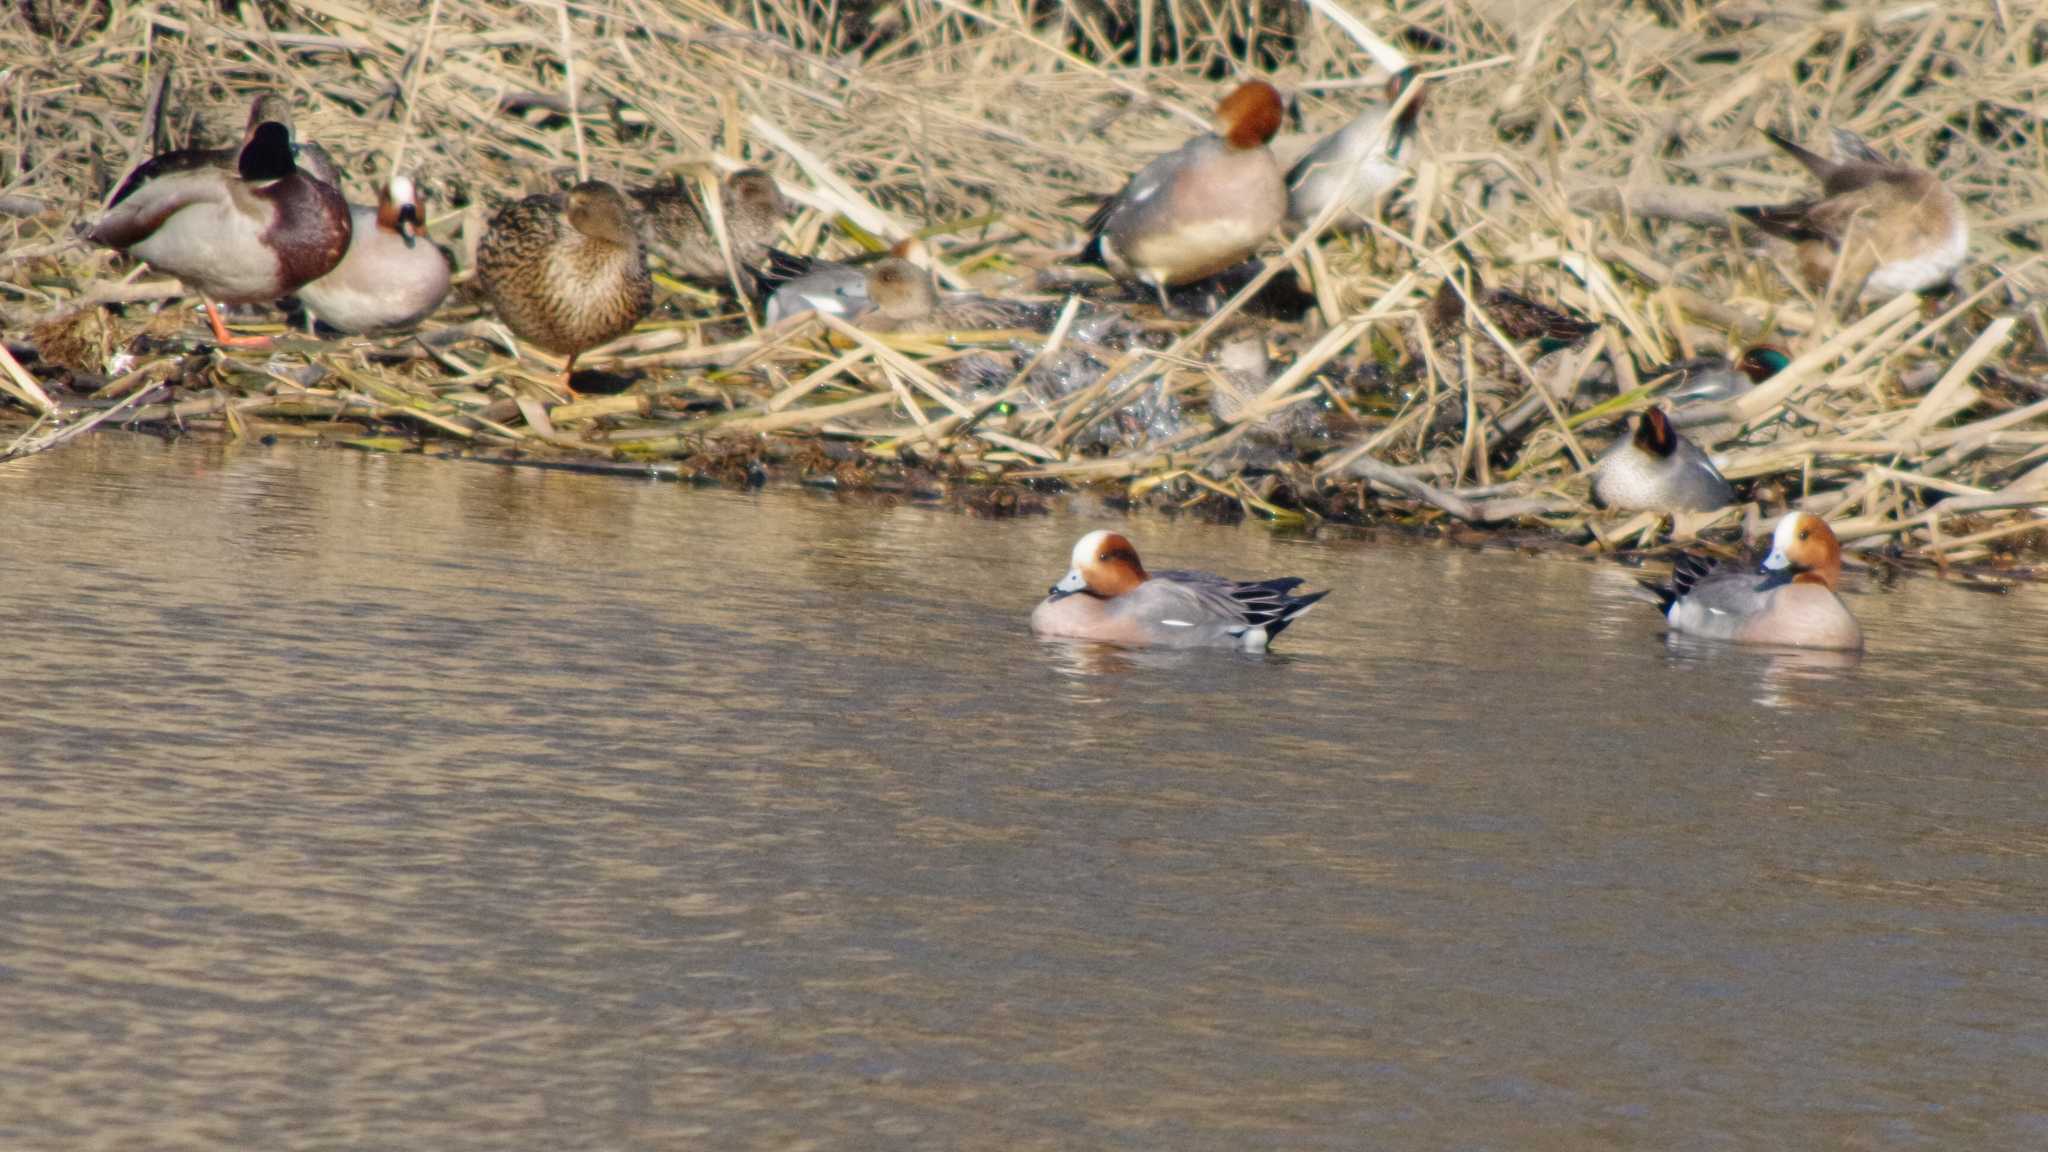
296,173,451,334
1031,530,1328,651
1078,80,1289,313
1638,512,1862,650
83,94,352,348
478,180,653,394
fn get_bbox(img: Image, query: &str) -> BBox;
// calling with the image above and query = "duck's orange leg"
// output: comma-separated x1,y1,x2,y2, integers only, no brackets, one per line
557,354,581,400
203,301,274,349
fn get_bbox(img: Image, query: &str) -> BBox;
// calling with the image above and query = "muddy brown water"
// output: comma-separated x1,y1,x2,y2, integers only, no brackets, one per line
3,437,2046,1149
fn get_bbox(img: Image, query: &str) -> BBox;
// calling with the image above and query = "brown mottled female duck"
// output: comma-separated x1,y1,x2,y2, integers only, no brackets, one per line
477,180,653,393
631,168,790,284
83,95,351,348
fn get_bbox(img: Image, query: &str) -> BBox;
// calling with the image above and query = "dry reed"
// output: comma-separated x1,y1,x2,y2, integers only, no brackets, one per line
1,0,2045,574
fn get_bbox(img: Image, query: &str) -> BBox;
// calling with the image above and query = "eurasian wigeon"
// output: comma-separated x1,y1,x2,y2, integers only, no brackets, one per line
477,180,653,395
1592,406,1734,512
633,167,791,284
1080,80,1288,311
1639,511,1863,650
84,94,351,349
1735,128,1967,301
296,173,452,334
1284,70,1424,228
1030,530,1328,650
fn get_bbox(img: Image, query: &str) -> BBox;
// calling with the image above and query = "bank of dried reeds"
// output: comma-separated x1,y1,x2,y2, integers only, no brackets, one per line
2,0,2045,573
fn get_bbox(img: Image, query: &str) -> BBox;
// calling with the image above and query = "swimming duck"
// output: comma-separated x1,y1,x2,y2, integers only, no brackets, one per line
858,256,1051,333
632,168,791,284
477,180,652,392
1079,80,1288,311
1030,530,1328,651
1408,273,1599,420
84,95,352,348
1639,511,1862,650
295,173,451,334
1592,406,1734,512
1285,70,1424,228
1735,128,1967,301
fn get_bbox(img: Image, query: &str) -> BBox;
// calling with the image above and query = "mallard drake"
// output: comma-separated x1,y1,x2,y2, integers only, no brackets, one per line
1079,80,1288,311
1284,70,1424,228
296,174,451,334
477,181,652,392
1592,405,1734,512
84,95,352,348
632,168,790,284
1735,129,1967,301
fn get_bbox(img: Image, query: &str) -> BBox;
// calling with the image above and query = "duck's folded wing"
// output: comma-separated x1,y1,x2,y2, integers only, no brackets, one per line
85,163,234,251
1151,571,1309,631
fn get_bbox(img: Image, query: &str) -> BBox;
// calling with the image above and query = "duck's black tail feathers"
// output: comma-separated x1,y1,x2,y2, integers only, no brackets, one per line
1637,552,1719,614
1225,577,1329,640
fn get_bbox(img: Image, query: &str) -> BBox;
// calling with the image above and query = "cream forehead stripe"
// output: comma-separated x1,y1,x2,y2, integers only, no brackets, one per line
389,173,416,204
1071,530,1114,569
1772,513,1808,552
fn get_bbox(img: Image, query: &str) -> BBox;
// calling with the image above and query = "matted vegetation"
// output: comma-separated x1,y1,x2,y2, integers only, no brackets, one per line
2,0,2045,574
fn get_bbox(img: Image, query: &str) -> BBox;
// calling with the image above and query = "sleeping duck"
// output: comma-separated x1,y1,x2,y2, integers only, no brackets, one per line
296,173,451,334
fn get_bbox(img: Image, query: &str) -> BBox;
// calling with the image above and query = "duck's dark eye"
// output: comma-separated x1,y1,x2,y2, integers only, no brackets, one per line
1799,531,1809,540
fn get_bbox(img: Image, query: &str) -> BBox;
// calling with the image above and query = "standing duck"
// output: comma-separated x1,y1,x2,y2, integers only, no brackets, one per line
477,180,652,393
1079,80,1288,312
84,95,352,348
1285,70,1425,228
1735,128,1967,301
1638,512,1862,650
296,174,451,334
1030,530,1328,651
1592,406,1734,512
632,168,791,284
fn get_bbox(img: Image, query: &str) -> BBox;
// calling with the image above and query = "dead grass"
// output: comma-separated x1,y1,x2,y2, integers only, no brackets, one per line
2,0,2046,574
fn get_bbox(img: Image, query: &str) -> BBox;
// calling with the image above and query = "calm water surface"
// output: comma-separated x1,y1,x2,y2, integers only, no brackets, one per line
2,437,2046,1149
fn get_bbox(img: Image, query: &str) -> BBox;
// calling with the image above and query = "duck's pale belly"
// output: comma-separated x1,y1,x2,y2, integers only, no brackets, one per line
297,209,451,333
131,201,295,303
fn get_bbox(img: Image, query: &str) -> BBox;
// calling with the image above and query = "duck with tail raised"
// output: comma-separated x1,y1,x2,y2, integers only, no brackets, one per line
1735,128,1966,302
83,94,352,348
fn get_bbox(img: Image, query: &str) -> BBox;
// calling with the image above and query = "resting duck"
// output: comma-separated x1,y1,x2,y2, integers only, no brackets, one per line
1408,273,1599,420
1592,406,1734,512
1639,512,1862,650
84,95,352,348
1079,80,1288,311
1030,530,1328,651
1735,129,1967,301
296,173,451,334
858,256,1050,333
1285,70,1424,228
755,238,931,327
633,168,791,284
477,180,652,393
